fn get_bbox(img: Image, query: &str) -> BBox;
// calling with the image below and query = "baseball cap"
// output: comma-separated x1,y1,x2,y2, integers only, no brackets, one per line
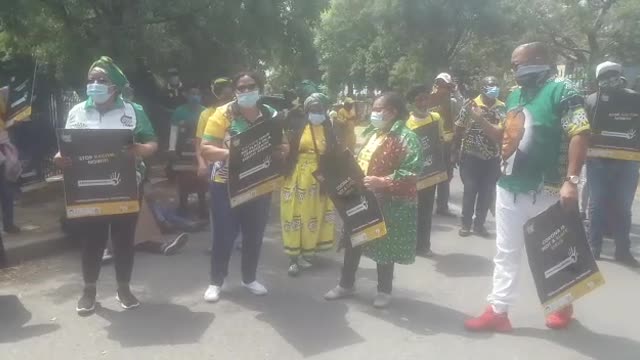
435,73,453,84
595,61,622,79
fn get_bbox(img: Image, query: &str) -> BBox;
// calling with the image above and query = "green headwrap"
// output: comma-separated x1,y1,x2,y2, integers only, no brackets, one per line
303,93,329,112
89,56,129,91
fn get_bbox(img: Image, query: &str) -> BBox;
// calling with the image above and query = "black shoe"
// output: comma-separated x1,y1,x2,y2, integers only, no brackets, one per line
436,209,456,217
4,225,21,234
615,253,640,268
459,227,472,237
473,226,491,238
116,287,140,310
76,287,97,315
163,233,189,255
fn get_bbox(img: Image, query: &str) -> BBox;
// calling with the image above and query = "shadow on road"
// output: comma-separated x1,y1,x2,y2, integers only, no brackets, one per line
361,296,491,340
226,289,364,358
433,253,494,277
95,302,214,347
514,321,640,360
0,295,60,343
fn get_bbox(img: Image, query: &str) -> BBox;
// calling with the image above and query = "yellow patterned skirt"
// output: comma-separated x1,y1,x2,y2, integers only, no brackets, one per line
281,153,336,257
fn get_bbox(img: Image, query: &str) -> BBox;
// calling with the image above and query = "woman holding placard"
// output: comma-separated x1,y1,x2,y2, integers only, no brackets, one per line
200,71,289,303
54,57,157,315
324,92,423,308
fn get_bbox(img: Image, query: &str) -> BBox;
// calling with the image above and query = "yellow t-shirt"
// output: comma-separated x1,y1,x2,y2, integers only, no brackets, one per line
196,106,217,139
299,124,327,154
405,112,444,139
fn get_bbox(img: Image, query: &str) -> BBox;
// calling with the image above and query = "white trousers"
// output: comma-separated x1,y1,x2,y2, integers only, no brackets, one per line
487,186,557,313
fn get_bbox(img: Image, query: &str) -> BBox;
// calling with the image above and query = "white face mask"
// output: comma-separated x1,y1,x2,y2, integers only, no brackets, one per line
308,113,325,125
370,111,386,128
236,90,260,108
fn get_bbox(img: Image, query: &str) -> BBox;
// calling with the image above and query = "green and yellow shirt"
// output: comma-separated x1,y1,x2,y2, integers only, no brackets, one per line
499,79,590,194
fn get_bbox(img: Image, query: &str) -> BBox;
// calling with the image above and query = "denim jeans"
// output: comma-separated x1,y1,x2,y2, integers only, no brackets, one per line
460,155,501,229
210,182,271,286
587,158,640,257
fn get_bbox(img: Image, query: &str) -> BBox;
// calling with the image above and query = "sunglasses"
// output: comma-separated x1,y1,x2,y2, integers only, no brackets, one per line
236,83,258,92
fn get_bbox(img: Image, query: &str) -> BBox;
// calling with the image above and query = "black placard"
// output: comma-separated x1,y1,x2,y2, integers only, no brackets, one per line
173,122,197,171
313,149,387,246
523,202,605,314
227,120,283,207
588,90,640,160
57,129,139,218
413,121,448,190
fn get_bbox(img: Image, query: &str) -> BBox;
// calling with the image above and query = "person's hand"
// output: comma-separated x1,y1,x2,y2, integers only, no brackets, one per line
363,176,389,191
273,144,290,160
470,104,485,122
53,153,72,169
126,143,154,158
559,181,579,211
197,164,209,178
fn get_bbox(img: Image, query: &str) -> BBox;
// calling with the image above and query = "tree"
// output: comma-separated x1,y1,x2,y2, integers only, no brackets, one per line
516,0,640,74
315,0,511,95
0,0,328,88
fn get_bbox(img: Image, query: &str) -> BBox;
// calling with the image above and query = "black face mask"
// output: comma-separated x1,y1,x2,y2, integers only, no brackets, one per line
514,65,551,89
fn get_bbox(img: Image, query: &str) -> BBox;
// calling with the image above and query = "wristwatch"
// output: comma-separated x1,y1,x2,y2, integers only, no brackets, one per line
564,175,580,185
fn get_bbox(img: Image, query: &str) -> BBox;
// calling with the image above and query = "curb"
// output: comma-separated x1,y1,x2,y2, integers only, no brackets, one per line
4,232,72,267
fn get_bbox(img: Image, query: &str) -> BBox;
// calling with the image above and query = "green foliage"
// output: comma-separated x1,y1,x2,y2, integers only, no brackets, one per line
1,0,639,94
0,0,328,88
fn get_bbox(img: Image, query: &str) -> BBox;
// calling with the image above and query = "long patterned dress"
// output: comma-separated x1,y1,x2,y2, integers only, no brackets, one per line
281,124,336,257
357,120,423,264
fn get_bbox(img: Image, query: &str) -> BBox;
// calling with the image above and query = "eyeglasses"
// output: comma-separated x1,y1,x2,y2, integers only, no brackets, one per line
236,83,257,93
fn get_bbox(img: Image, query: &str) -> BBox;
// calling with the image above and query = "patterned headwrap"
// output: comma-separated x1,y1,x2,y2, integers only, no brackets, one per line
89,56,129,91
303,93,329,113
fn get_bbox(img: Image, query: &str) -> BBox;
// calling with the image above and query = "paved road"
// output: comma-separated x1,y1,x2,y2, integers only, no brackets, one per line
1,176,639,360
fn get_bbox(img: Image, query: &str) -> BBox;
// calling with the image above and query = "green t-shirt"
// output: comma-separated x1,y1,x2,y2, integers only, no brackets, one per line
498,79,590,194
171,104,205,126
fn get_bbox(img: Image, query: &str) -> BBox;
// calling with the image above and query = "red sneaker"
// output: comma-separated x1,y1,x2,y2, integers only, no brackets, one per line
545,305,573,330
464,306,513,332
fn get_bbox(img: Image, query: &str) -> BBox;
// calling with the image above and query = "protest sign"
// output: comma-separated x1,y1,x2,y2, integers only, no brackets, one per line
58,129,139,218
412,121,448,190
588,91,640,160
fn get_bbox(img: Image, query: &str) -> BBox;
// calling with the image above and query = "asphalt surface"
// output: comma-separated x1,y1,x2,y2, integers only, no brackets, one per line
1,176,639,360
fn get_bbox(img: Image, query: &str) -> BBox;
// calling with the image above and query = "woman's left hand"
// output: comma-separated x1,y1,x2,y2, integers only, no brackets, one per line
363,176,389,191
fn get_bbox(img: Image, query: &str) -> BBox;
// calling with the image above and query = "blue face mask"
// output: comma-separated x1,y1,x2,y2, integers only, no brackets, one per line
188,95,202,104
308,113,325,125
484,86,500,99
370,111,386,129
87,83,112,104
236,90,260,108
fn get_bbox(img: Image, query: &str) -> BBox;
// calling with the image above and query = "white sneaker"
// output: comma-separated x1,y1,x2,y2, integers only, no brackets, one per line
203,285,221,303
298,257,313,269
373,292,392,308
242,281,268,296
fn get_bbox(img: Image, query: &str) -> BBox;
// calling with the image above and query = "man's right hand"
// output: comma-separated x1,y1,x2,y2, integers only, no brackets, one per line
54,154,72,169
197,164,209,178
